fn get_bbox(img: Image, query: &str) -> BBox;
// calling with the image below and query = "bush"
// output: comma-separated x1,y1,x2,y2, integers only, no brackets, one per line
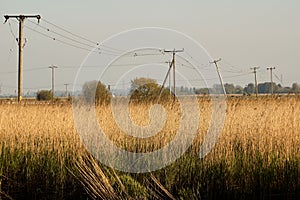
82,81,111,105
130,77,171,103
37,90,52,101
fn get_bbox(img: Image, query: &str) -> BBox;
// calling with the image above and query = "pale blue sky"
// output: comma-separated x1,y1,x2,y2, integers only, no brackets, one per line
0,0,299,94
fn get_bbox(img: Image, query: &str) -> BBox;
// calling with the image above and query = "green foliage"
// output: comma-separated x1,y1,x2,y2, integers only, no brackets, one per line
0,144,87,199
82,80,111,105
36,90,52,101
130,77,170,103
119,174,148,199
130,77,157,93
195,88,209,95
292,83,300,94
244,83,255,94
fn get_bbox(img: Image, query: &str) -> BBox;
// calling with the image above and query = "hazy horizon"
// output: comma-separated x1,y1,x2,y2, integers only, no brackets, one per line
0,0,299,95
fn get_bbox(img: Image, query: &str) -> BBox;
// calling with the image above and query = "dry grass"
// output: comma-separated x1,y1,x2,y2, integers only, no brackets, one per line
0,95,300,199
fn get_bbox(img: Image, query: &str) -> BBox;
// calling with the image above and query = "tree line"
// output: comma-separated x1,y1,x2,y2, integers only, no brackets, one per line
193,82,300,95
36,78,300,102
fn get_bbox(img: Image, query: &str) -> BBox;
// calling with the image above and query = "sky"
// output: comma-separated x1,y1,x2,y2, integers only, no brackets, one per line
0,0,299,95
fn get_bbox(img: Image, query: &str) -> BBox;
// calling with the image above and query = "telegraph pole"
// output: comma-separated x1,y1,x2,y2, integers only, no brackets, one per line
165,61,172,95
4,14,41,102
267,67,276,95
251,67,259,97
49,65,58,103
64,83,69,97
157,49,184,102
163,49,184,101
210,58,226,96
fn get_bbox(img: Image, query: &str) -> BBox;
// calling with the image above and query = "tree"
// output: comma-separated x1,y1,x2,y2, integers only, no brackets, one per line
224,83,235,94
235,85,244,94
37,90,52,101
130,77,170,103
258,82,278,94
292,83,300,94
244,83,255,94
82,80,111,105
130,77,157,93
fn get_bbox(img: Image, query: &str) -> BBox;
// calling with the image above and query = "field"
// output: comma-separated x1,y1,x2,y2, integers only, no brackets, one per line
0,96,300,199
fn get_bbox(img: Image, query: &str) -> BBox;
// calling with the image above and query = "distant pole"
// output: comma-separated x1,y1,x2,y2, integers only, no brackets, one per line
157,61,173,102
64,83,69,97
49,65,58,103
4,14,41,102
164,49,184,101
167,62,172,95
251,67,259,97
210,58,226,96
267,67,276,94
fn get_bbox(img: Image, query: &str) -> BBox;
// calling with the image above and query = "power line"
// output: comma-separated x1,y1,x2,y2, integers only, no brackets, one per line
220,59,246,74
273,72,283,85
11,19,119,56
41,18,123,53
28,19,122,55
28,19,95,48
8,21,17,41
42,18,97,45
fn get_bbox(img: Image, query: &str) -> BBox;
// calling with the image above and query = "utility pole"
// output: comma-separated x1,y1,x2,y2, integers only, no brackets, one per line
267,67,276,95
164,61,172,96
158,49,184,101
157,49,184,102
64,83,69,97
251,67,259,97
4,14,41,102
49,65,58,103
210,58,226,96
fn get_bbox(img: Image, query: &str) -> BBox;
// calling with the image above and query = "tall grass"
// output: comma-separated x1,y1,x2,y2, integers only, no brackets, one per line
0,96,300,199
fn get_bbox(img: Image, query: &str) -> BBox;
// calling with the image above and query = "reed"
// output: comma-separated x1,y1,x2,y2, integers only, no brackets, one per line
0,96,299,199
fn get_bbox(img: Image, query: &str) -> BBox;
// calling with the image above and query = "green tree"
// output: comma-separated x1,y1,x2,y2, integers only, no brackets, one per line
195,88,209,95
224,83,235,94
82,80,111,105
292,83,300,94
130,77,170,103
244,83,255,94
130,77,157,93
235,85,244,94
258,82,278,94
37,90,52,101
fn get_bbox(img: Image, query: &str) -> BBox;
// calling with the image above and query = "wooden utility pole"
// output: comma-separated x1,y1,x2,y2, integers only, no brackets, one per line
251,67,259,97
4,14,41,102
210,58,226,96
267,67,276,94
164,61,172,96
64,83,69,97
157,49,184,102
49,65,58,103
164,49,184,101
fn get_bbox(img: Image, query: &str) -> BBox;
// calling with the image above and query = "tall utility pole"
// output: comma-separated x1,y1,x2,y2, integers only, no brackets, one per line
157,49,184,102
267,67,276,95
210,58,226,96
165,61,172,95
251,67,259,97
4,14,41,102
64,83,69,97
49,65,58,103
